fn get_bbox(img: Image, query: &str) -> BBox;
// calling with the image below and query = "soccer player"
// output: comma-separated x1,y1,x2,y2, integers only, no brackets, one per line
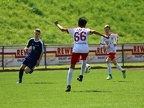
100,25,126,80
54,18,108,92
17,28,44,84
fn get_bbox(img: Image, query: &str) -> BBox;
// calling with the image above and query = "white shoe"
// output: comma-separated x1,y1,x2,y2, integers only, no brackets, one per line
106,75,112,80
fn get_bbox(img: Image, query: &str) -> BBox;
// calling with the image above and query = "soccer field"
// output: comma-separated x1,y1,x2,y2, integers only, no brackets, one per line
0,69,143,108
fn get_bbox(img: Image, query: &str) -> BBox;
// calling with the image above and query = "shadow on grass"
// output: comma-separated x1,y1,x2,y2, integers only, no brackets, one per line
30,82,55,84
112,81,133,83
73,90,112,93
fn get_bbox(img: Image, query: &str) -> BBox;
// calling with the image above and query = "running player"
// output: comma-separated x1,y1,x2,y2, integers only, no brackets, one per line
100,25,126,80
55,18,108,92
17,28,44,84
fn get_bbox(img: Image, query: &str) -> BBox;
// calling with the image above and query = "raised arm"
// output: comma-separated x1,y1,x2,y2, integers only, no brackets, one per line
54,20,67,32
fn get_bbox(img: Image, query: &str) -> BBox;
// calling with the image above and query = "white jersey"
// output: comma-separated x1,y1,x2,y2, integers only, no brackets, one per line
67,27,91,53
100,33,119,53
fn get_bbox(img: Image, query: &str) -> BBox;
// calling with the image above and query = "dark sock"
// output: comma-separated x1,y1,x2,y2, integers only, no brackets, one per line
109,74,112,78
19,69,24,81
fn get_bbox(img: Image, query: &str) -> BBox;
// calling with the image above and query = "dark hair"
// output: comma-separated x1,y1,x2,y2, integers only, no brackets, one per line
78,18,87,27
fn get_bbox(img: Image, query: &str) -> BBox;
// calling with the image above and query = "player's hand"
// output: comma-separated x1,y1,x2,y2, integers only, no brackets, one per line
24,47,28,50
114,42,117,46
54,20,59,25
103,35,109,39
24,47,30,51
24,47,31,52
107,45,110,48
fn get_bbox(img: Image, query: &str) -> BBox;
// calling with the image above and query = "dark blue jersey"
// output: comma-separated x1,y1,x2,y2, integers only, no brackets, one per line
26,38,44,60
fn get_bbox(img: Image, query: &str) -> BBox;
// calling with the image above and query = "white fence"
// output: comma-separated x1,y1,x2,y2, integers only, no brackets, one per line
0,44,144,70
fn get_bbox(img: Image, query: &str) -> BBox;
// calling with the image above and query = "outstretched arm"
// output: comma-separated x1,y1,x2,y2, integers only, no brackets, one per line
90,30,108,38
54,20,67,32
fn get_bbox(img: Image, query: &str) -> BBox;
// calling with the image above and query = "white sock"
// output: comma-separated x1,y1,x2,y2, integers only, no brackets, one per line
67,68,74,85
79,60,82,64
107,63,112,75
116,63,123,71
80,60,86,76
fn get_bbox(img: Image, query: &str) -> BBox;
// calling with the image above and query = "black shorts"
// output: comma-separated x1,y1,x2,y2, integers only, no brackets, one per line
22,57,37,70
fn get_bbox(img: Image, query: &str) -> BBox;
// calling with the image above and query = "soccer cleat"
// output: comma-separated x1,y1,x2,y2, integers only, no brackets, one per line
17,80,22,84
122,70,126,78
65,85,71,92
106,74,112,80
77,75,83,82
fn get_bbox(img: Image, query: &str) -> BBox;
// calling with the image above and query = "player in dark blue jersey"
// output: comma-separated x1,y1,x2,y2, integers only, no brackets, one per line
17,28,44,84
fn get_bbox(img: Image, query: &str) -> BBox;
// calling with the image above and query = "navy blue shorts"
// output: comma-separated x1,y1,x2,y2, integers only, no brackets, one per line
22,57,37,71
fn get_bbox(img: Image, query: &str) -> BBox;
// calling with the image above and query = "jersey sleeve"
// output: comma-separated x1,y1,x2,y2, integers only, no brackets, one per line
87,28,92,35
26,38,32,48
40,40,45,52
67,28,74,34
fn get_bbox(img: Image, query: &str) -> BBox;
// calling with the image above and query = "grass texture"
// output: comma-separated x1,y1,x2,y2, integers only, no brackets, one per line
0,69,143,108
0,0,144,45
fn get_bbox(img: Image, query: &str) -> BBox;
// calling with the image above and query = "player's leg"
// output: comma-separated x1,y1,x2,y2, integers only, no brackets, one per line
112,59,124,71
65,53,79,92
77,53,88,82
25,67,34,74
17,64,27,83
78,56,89,73
80,59,87,75
111,59,126,78
106,57,112,80
17,57,30,84
25,60,37,74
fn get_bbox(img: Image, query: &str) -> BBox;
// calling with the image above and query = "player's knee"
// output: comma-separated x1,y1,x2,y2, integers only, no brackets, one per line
25,70,29,74
112,59,117,65
106,60,109,64
106,58,111,64
70,64,75,69
113,62,117,66
20,67,24,70
20,66,25,69
25,67,32,74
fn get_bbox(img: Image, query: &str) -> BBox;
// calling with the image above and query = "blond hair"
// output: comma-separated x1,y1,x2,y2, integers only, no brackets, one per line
104,25,110,29
35,28,41,33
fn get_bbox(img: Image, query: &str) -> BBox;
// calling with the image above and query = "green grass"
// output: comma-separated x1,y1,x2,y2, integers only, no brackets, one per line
0,0,144,45
0,69,143,108
2,62,144,71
